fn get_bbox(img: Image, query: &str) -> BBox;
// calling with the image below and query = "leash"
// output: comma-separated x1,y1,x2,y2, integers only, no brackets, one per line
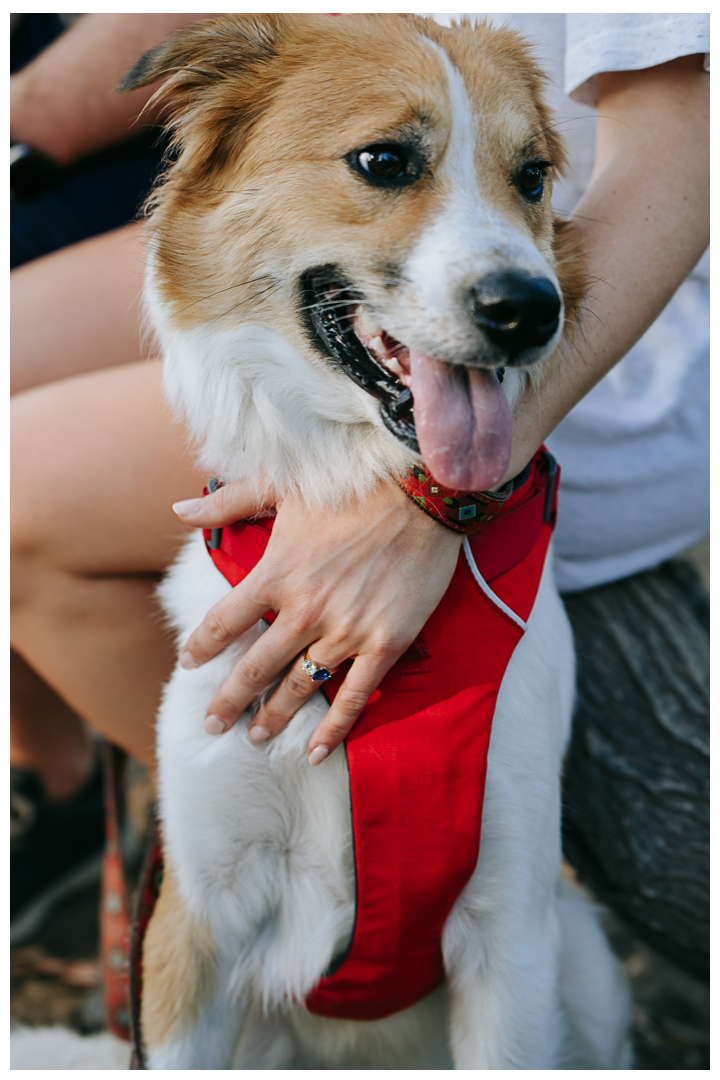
100,743,132,1042
99,743,161,1068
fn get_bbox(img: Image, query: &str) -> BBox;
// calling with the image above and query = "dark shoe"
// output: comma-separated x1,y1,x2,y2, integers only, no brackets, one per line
11,756,105,947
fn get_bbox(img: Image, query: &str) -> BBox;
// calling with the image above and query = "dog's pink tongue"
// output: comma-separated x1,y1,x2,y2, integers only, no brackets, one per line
410,349,512,491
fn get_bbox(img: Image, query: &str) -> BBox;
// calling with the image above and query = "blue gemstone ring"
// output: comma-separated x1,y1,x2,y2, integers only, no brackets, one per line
301,648,340,683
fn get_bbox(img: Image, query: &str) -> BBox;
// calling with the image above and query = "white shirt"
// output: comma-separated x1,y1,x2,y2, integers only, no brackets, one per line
565,13,710,107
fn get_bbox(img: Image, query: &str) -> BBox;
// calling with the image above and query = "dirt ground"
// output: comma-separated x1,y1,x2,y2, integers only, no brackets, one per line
10,767,709,1070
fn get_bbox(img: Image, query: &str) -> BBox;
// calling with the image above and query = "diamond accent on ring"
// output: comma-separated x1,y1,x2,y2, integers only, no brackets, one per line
302,658,332,682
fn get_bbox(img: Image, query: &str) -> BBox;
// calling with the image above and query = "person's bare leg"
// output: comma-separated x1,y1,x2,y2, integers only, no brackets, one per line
11,222,147,395
11,360,206,776
11,651,96,800
11,221,179,792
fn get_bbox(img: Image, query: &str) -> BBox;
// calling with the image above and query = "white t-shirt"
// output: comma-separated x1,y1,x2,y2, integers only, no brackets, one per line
427,13,710,592
565,13,710,107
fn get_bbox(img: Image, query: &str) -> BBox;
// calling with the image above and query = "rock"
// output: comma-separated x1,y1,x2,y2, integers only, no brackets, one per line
561,559,709,979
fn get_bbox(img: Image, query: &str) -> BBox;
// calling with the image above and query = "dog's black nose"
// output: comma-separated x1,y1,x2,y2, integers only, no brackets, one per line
471,272,561,361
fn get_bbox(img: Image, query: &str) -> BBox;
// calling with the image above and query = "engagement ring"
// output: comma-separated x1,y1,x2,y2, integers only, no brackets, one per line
301,648,339,683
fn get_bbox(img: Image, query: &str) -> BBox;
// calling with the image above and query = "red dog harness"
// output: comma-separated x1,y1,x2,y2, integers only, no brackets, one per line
208,448,558,1019
126,449,558,1056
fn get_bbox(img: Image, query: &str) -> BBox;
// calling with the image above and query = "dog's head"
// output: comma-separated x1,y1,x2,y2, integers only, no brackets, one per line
123,15,581,497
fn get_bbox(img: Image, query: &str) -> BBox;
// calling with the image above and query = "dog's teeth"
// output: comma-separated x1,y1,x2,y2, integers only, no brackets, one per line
385,356,402,375
369,335,388,357
357,309,384,339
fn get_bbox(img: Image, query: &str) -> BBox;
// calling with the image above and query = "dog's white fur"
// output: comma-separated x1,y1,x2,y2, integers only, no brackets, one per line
16,16,633,1070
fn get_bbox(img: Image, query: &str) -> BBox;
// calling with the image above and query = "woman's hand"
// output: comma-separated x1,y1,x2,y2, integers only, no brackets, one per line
172,479,462,764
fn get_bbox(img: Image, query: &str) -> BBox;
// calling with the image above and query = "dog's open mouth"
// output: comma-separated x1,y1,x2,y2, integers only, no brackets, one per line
301,266,512,491
301,266,418,452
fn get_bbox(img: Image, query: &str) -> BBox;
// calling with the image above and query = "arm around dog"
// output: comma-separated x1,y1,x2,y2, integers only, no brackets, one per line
502,54,709,482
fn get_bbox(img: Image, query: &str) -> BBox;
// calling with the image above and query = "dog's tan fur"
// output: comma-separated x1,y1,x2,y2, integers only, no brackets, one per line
125,15,580,348
140,863,218,1049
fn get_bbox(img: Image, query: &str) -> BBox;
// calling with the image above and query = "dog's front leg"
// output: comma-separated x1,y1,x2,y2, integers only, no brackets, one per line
444,908,564,1070
141,863,248,1070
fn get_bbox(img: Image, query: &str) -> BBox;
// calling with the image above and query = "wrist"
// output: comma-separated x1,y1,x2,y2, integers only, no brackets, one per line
10,72,67,165
360,477,463,557
10,74,32,149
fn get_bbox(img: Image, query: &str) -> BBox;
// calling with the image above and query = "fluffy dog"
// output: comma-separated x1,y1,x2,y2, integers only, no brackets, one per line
120,14,630,1069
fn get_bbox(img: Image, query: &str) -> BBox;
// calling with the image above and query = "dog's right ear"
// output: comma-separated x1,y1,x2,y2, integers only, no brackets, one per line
117,16,289,179
117,15,285,112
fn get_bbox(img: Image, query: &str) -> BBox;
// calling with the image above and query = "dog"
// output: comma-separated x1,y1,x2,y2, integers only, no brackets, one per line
118,14,631,1069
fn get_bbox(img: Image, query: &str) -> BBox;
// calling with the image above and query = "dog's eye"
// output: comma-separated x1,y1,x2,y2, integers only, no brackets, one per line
517,164,546,200
357,144,408,181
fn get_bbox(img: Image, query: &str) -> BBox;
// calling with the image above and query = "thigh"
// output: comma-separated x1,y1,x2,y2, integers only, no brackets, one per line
11,221,147,394
11,359,207,575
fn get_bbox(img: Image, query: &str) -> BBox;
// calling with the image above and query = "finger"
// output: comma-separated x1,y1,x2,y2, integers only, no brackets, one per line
172,475,277,529
249,640,349,744
306,653,396,765
180,567,271,669
202,618,305,734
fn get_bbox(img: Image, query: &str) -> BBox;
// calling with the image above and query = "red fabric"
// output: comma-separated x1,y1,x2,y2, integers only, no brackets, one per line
198,450,557,1020
306,580,523,1019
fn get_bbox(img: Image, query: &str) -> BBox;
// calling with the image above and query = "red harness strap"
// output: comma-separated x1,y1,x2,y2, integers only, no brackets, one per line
204,449,558,1020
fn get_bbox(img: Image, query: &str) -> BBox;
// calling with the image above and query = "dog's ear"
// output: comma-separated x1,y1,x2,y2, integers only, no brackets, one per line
117,15,285,99
117,16,289,182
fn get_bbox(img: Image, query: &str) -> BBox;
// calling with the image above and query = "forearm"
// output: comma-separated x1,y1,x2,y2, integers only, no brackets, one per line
503,55,709,482
10,13,212,164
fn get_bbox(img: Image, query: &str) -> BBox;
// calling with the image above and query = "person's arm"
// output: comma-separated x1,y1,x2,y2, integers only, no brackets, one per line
10,13,212,165
175,53,708,764
503,53,709,480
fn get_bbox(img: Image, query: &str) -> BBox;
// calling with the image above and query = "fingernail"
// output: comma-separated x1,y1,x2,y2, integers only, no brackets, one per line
248,725,271,746
204,715,227,735
180,651,200,670
172,498,203,517
308,745,329,767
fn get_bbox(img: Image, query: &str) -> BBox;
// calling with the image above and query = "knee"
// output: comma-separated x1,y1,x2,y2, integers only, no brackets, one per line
11,390,68,608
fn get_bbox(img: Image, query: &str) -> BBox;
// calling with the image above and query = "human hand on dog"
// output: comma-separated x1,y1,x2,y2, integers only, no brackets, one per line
173,480,462,763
